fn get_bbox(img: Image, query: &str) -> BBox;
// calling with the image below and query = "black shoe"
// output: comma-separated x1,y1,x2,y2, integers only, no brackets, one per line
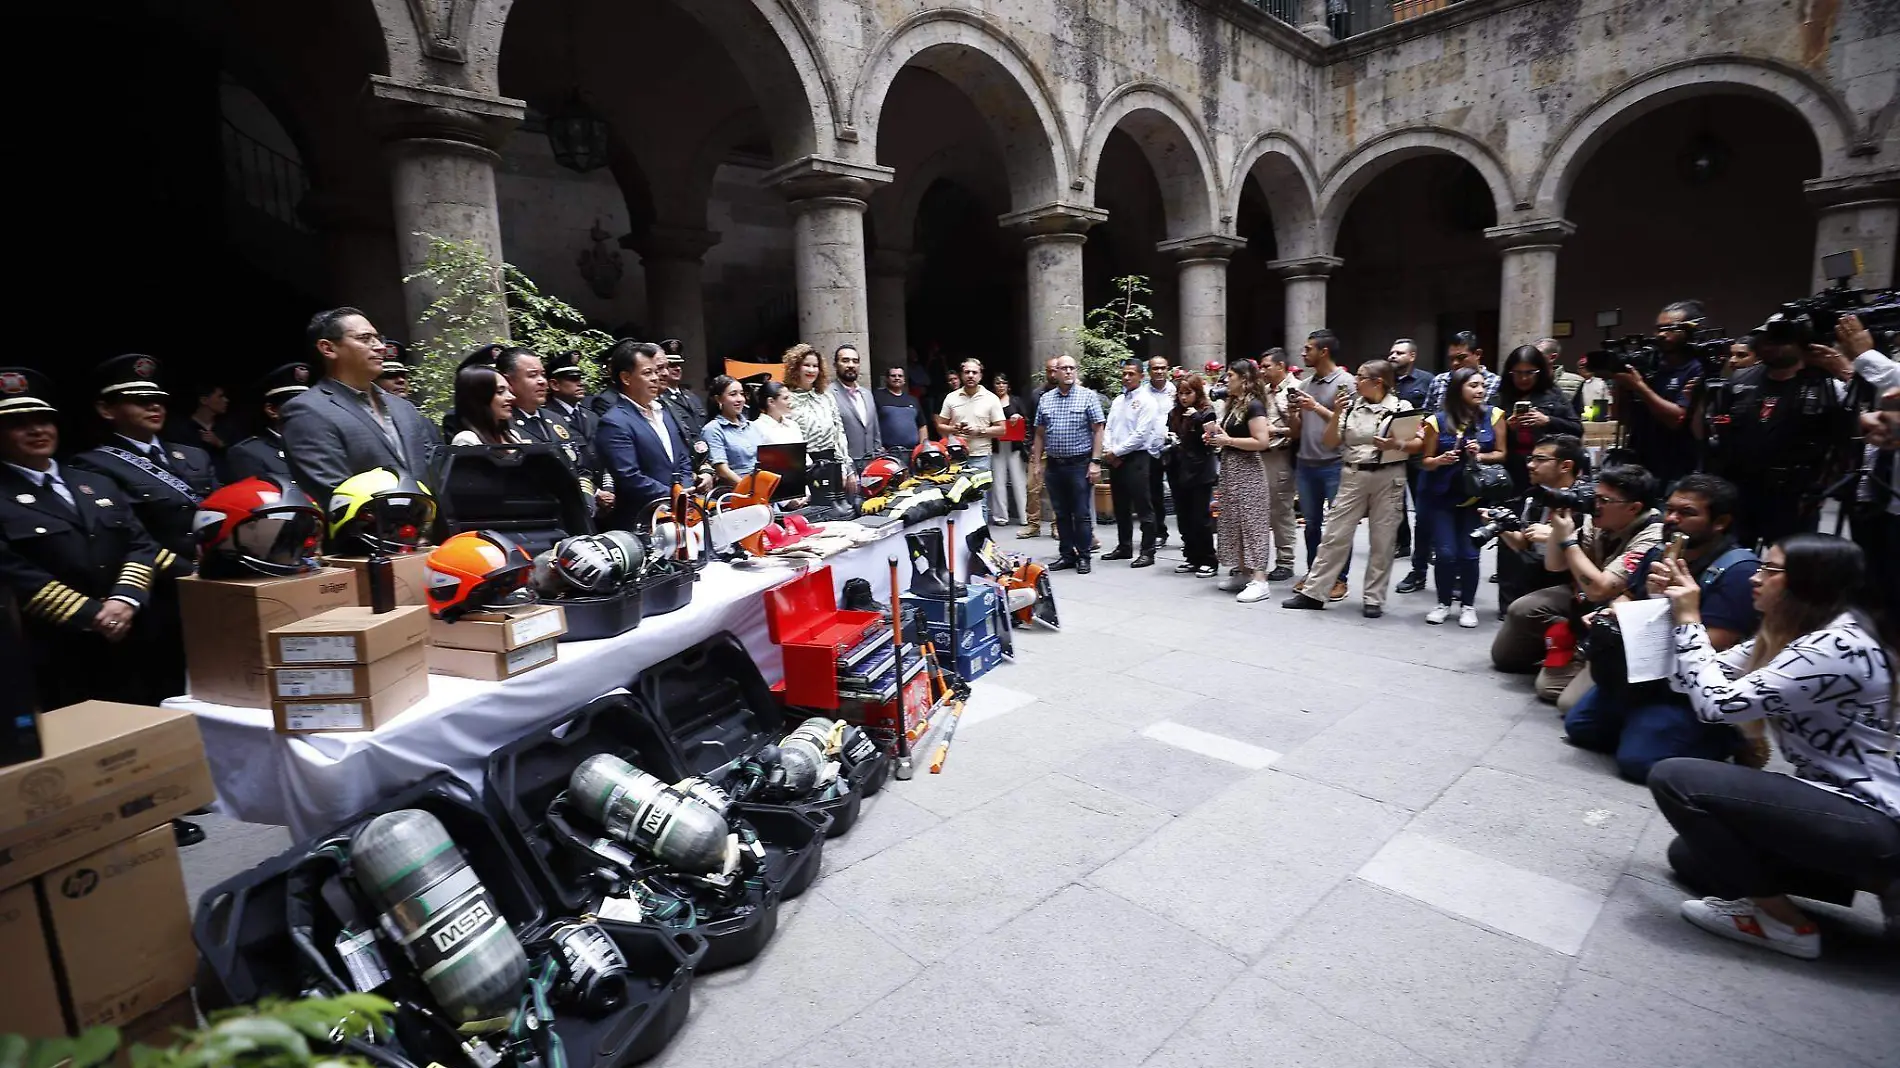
1266,566,1294,582
173,819,206,848
1048,557,1079,571
1282,592,1326,610
1363,604,1384,618
1394,543,1410,558
1489,573,1500,583
1158,530,1170,545
1497,606,1507,621
1102,546,1134,561
1396,571,1426,594
1077,557,1093,574
1173,561,1195,574
1131,554,1155,569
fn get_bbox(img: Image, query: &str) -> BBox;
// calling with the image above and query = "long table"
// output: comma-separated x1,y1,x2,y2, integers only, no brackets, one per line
167,509,977,838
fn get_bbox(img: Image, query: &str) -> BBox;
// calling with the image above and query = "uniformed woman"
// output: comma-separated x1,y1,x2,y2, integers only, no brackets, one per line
225,363,313,482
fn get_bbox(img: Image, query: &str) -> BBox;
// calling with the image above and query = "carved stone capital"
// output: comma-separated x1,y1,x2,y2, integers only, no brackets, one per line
999,202,1109,240
1484,218,1576,252
765,156,894,205
371,76,524,160
1804,171,1900,209
1157,234,1247,262
1266,255,1344,281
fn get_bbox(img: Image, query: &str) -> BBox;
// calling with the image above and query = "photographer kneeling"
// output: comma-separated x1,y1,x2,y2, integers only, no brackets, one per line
1563,474,1761,783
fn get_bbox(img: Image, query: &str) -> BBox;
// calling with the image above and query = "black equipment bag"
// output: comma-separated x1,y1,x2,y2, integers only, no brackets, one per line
436,443,594,559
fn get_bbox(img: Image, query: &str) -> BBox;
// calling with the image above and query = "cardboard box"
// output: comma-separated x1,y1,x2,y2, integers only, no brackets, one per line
430,603,566,652
0,702,214,888
428,637,559,681
269,605,430,666
42,826,196,1031
179,568,358,707
270,641,429,700
271,664,431,734
0,881,64,1037
115,995,198,1060
321,552,431,608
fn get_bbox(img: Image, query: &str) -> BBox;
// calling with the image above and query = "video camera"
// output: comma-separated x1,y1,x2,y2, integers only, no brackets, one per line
1586,309,1733,381
1757,250,1900,347
1468,482,1596,547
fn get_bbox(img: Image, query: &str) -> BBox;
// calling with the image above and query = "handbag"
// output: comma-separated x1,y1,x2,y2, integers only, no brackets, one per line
1459,451,1514,505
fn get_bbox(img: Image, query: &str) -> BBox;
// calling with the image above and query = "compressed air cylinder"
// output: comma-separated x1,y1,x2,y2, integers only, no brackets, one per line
776,718,839,794
674,776,734,818
570,754,734,874
837,724,878,771
350,810,528,1028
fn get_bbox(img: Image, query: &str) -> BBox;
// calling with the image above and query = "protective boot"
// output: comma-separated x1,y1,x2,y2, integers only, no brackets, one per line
906,528,956,599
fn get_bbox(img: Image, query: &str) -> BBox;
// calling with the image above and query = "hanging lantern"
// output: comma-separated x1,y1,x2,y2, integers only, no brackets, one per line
546,94,609,173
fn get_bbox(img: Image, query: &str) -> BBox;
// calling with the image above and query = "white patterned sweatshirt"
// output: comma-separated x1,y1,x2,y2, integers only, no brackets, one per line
1671,614,1899,819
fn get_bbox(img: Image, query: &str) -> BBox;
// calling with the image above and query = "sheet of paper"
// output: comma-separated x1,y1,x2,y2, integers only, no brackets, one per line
1614,598,1675,683
1380,413,1423,464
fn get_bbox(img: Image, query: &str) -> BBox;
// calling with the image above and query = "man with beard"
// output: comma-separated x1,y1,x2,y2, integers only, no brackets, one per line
1562,474,1761,783
1700,323,1856,550
829,344,882,463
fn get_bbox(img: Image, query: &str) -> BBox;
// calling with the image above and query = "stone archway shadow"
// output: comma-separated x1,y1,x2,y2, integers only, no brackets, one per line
1227,131,1322,258
1316,126,1516,252
1079,82,1223,240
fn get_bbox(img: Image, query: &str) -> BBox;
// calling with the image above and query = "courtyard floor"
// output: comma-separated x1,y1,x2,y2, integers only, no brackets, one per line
180,521,1899,1068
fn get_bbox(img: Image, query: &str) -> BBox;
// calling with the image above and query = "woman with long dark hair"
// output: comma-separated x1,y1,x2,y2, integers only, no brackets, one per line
1494,345,1582,491
1165,373,1220,577
448,366,524,446
701,375,759,485
1649,534,1898,959
1209,359,1286,602
1414,367,1505,628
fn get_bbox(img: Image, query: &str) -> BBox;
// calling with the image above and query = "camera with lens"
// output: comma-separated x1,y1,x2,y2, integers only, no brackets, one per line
1208,384,1229,402
1469,507,1524,547
1529,482,1596,514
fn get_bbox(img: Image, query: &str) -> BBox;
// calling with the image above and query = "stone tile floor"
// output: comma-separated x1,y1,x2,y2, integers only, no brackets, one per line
178,522,1900,1068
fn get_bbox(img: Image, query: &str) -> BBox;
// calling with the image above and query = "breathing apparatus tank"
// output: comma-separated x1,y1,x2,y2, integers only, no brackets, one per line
776,718,843,794
569,755,736,875
349,810,529,1028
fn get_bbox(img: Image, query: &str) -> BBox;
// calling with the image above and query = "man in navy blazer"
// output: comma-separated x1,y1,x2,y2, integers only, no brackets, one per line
595,341,705,529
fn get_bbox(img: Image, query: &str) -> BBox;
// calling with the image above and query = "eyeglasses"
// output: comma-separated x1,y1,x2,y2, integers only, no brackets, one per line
1593,495,1631,507
1755,563,1787,575
347,332,383,345
1525,455,1559,465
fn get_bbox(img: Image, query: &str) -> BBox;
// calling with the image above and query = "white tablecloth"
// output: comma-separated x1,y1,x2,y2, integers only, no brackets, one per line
167,508,977,837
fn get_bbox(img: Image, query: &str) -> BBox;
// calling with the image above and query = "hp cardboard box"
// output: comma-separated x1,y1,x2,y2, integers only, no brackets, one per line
428,637,559,681
0,881,63,1036
430,603,566,652
271,663,431,734
320,552,431,608
0,702,213,887
178,568,357,707
268,605,430,666
42,825,196,1030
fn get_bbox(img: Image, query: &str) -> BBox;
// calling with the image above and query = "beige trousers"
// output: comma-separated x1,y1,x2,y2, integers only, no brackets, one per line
1302,464,1407,604
1262,449,1297,568
1025,454,1046,525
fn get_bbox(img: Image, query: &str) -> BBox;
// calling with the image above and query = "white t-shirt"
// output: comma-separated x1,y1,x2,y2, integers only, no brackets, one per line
939,387,1007,457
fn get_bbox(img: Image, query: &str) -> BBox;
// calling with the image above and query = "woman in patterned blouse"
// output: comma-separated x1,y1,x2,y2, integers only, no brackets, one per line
1648,534,1898,959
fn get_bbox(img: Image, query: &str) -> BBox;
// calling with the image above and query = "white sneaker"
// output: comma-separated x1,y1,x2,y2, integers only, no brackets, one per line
1425,603,1452,625
1217,574,1247,593
1236,580,1272,604
1679,897,1820,959
1459,605,1479,629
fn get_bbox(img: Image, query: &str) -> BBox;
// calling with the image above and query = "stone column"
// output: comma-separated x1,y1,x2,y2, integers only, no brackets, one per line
867,247,913,373
766,157,893,359
1486,219,1574,352
1158,235,1246,368
632,225,719,387
1000,203,1108,367
371,77,524,345
1805,175,1899,290
1267,255,1343,350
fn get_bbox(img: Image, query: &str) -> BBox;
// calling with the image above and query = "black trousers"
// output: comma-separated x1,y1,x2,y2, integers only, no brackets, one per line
1170,473,1216,567
1730,479,1820,553
1109,451,1158,554
1848,504,1898,637
1148,450,1168,536
1650,757,1900,901
1045,457,1093,563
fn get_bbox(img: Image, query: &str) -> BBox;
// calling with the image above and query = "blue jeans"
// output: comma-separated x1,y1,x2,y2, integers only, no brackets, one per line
1297,459,1346,572
1044,457,1092,563
1403,464,1433,574
964,454,992,521
1426,500,1480,605
1564,686,1738,784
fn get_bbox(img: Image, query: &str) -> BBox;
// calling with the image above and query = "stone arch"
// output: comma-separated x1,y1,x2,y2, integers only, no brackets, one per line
1316,126,1515,251
1531,57,1860,218
1227,132,1322,258
469,0,832,159
1079,83,1222,240
852,9,1072,211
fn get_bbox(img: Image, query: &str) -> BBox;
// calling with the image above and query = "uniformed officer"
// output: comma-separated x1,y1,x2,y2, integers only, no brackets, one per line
375,353,411,399
226,362,313,482
545,351,616,515
69,354,219,563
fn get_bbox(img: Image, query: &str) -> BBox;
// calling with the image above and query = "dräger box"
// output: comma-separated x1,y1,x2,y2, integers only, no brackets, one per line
0,881,63,1037
268,605,431,666
269,641,429,701
42,825,197,1031
0,702,214,887
178,568,358,707
430,603,566,653
271,665,431,734
320,552,431,608
428,637,560,681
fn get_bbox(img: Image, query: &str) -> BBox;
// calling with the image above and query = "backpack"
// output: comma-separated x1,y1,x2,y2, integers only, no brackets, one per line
1583,545,1755,701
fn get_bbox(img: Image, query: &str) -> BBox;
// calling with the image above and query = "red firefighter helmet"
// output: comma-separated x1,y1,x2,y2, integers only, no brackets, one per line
425,530,536,621
861,455,906,497
911,440,950,475
192,476,324,578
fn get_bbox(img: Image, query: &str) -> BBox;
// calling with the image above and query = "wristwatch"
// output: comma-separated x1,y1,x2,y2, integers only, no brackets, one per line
1560,538,1580,550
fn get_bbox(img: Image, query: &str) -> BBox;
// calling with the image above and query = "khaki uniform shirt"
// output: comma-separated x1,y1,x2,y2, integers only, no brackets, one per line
1337,394,1411,465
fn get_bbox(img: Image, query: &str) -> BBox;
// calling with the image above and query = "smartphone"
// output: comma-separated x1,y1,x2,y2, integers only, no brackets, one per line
1513,401,1532,417
1664,531,1689,562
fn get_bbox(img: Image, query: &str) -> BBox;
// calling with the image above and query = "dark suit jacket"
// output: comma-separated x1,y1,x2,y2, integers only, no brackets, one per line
658,389,707,447
595,394,693,526
224,431,292,483
280,378,439,504
830,383,883,461
70,439,219,560
0,465,166,631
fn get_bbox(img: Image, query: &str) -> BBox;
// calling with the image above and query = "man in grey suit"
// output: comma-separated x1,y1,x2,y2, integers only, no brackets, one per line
281,307,440,505
829,344,882,464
